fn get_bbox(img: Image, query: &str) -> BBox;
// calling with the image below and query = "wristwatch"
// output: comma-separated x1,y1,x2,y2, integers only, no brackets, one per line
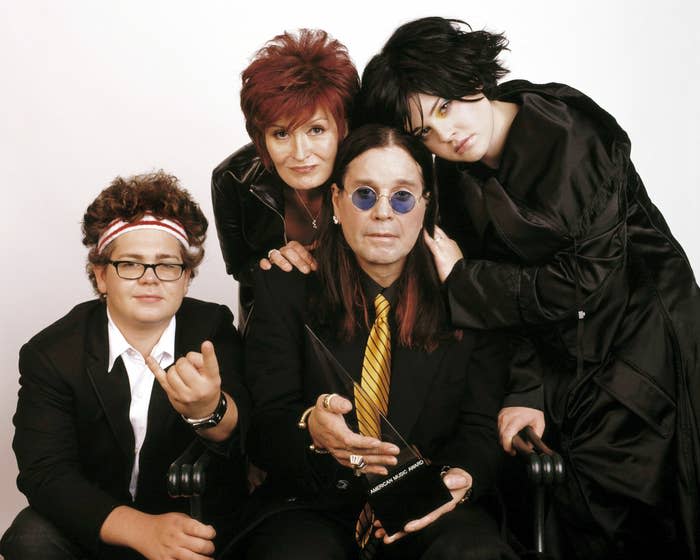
182,392,227,431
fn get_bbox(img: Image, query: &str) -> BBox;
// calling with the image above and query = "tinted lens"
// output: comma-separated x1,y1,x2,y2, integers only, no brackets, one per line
389,190,416,214
350,186,377,211
349,187,417,214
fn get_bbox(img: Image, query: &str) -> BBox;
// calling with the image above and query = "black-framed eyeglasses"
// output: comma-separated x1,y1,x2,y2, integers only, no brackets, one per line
109,261,186,281
348,186,428,214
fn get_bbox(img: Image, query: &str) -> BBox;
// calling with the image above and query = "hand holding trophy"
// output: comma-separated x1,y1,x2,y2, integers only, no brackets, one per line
306,326,453,536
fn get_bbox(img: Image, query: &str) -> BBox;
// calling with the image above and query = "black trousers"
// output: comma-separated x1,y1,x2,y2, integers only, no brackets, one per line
0,507,148,560
237,503,517,560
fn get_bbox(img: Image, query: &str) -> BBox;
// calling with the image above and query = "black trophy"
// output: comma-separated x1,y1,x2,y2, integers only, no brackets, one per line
305,325,453,535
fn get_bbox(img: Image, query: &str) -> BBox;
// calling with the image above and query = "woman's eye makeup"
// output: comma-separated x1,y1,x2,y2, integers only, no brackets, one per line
309,126,325,134
437,100,451,116
272,129,288,139
410,98,450,137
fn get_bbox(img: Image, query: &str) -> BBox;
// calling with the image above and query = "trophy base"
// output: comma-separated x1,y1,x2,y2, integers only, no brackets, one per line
365,451,452,535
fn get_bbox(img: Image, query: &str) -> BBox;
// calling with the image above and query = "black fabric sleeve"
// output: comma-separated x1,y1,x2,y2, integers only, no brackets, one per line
13,344,123,554
244,269,323,492
444,171,626,410
501,333,544,410
211,167,261,287
446,182,626,329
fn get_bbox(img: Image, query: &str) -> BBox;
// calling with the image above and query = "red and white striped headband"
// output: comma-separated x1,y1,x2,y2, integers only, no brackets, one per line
97,214,191,254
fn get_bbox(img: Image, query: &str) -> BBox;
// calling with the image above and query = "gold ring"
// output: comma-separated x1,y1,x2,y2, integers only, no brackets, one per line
322,393,337,410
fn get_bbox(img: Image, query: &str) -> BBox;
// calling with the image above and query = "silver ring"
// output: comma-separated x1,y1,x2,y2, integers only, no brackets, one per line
322,393,337,410
267,248,279,259
350,453,366,477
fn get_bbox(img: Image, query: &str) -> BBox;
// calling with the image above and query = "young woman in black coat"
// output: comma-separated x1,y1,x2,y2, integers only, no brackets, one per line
355,16,700,560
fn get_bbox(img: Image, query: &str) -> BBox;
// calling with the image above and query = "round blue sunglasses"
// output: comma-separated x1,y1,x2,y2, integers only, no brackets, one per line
349,186,427,214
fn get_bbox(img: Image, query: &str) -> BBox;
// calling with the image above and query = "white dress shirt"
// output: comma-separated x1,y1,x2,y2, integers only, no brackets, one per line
107,311,176,500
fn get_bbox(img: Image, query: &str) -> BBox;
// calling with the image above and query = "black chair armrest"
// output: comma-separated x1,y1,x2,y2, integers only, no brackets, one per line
512,426,565,558
168,439,211,521
512,426,565,486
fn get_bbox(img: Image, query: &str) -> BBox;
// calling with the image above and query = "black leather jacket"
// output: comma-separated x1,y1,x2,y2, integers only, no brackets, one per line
211,143,288,326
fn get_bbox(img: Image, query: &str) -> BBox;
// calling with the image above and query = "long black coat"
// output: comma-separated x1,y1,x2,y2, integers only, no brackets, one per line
436,80,699,557
11,298,249,556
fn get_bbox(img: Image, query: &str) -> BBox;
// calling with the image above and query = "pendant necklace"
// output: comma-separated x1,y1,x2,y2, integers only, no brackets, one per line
294,189,321,230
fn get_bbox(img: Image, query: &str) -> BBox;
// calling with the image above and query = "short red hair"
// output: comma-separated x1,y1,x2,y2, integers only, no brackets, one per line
240,29,359,169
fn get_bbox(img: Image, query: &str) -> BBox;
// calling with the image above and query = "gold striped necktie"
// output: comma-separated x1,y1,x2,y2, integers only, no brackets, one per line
355,293,391,552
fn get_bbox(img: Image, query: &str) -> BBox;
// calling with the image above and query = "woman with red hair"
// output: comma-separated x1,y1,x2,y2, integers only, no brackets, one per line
212,29,359,328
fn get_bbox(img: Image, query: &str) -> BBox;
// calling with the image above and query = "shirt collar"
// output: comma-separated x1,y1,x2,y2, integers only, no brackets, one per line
358,269,398,310
106,310,177,372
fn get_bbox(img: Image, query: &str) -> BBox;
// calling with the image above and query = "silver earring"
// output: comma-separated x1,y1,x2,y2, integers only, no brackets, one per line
332,215,339,225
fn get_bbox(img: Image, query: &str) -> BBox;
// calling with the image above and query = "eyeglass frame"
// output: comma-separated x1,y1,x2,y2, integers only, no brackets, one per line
108,260,187,282
345,185,430,215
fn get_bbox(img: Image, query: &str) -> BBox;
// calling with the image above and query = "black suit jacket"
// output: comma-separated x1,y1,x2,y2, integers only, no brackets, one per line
244,268,507,517
12,297,249,555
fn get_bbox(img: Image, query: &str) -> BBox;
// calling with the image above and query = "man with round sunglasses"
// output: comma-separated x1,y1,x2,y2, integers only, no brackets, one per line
238,125,515,559
1,172,249,560
348,185,422,214
263,163,428,281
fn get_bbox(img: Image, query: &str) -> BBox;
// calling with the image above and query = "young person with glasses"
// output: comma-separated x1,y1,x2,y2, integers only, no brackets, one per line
1,171,249,560
236,125,516,559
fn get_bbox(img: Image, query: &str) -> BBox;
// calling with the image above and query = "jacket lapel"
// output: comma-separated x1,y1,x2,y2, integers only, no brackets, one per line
304,324,363,400
387,346,440,444
250,176,285,215
84,304,134,459
144,381,177,443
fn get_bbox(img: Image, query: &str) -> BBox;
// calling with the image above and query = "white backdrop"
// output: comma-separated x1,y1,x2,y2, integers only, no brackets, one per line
1,0,698,534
